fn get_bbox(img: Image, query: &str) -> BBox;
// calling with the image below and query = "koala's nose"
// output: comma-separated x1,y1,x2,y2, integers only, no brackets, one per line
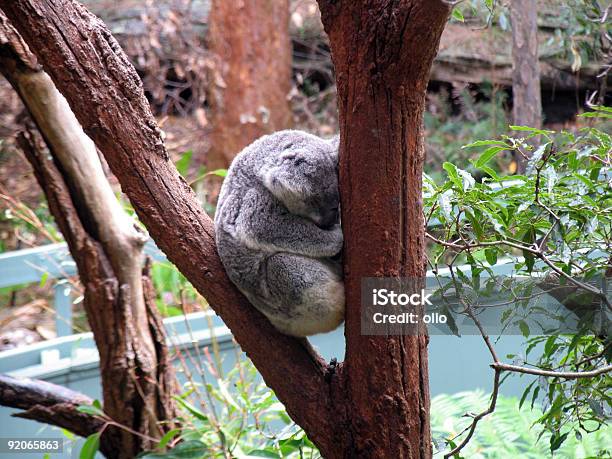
320,207,339,229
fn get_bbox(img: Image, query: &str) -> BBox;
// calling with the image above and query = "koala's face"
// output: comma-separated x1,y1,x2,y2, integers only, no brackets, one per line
262,133,339,229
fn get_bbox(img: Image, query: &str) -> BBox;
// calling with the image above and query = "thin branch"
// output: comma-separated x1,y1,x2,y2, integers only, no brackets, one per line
491,363,612,379
444,369,501,459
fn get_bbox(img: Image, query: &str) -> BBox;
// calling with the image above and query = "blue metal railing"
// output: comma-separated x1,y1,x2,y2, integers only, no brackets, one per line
0,241,167,337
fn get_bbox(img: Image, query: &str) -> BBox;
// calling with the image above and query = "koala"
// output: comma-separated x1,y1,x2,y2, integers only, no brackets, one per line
214,130,344,337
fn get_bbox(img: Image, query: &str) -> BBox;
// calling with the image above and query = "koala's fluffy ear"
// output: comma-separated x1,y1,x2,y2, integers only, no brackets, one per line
262,164,300,205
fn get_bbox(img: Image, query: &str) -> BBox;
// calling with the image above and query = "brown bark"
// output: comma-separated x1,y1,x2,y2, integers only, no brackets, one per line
0,13,177,457
317,1,449,457
1,1,450,457
15,127,176,457
511,0,542,171
0,375,110,454
206,0,292,202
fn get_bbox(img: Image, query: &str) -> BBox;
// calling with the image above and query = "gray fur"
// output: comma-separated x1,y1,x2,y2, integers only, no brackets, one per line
214,130,345,336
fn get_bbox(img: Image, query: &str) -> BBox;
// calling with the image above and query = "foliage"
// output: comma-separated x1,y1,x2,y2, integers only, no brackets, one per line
424,85,511,180
151,261,203,317
132,351,611,459
139,356,321,459
432,391,611,458
424,107,611,453
546,1,611,74
450,0,611,78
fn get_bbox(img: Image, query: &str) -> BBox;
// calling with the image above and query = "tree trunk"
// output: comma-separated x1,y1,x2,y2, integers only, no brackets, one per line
511,0,542,171
316,2,449,457
0,12,177,457
206,0,292,203
0,1,450,457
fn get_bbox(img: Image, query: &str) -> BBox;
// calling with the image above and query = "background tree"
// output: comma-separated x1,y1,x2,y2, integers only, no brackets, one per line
205,0,292,202
510,0,542,171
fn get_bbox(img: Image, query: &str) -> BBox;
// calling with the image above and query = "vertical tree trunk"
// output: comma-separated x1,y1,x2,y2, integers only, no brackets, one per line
206,0,292,202
0,13,177,457
318,2,449,457
511,0,542,171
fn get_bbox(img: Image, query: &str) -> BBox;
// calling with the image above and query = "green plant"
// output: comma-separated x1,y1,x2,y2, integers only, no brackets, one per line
151,261,204,317
425,85,511,180
432,391,611,458
139,355,321,459
425,107,611,454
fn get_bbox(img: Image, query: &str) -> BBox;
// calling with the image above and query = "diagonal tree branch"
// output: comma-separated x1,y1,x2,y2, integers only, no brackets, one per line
0,1,341,454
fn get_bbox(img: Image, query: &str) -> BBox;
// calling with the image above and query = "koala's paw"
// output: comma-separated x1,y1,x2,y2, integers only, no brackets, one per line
328,224,344,255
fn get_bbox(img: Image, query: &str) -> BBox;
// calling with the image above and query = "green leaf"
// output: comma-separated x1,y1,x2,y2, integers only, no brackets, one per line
443,162,462,189
77,403,105,417
484,248,497,265
479,165,501,181
474,146,506,168
579,111,612,119
518,320,530,337
217,379,241,411
519,380,536,409
169,440,208,458
544,336,557,356
209,168,227,177
463,139,508,148
175,150,193,177
509,125,554,135
157,428,181,450
39,272,49,288
245,450,279,458
531,386,540,409
550,431,569,452
61,428,76,441
80,433,100,459
451,8,464,22
174,397,209,422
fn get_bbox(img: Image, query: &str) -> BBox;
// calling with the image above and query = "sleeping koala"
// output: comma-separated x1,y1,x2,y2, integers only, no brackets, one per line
214,130,344,336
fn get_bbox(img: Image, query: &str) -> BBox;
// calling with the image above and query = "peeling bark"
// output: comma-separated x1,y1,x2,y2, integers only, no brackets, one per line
0,12,177,457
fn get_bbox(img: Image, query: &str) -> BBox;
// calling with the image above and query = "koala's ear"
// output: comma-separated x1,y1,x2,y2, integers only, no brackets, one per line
262,166,298,203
